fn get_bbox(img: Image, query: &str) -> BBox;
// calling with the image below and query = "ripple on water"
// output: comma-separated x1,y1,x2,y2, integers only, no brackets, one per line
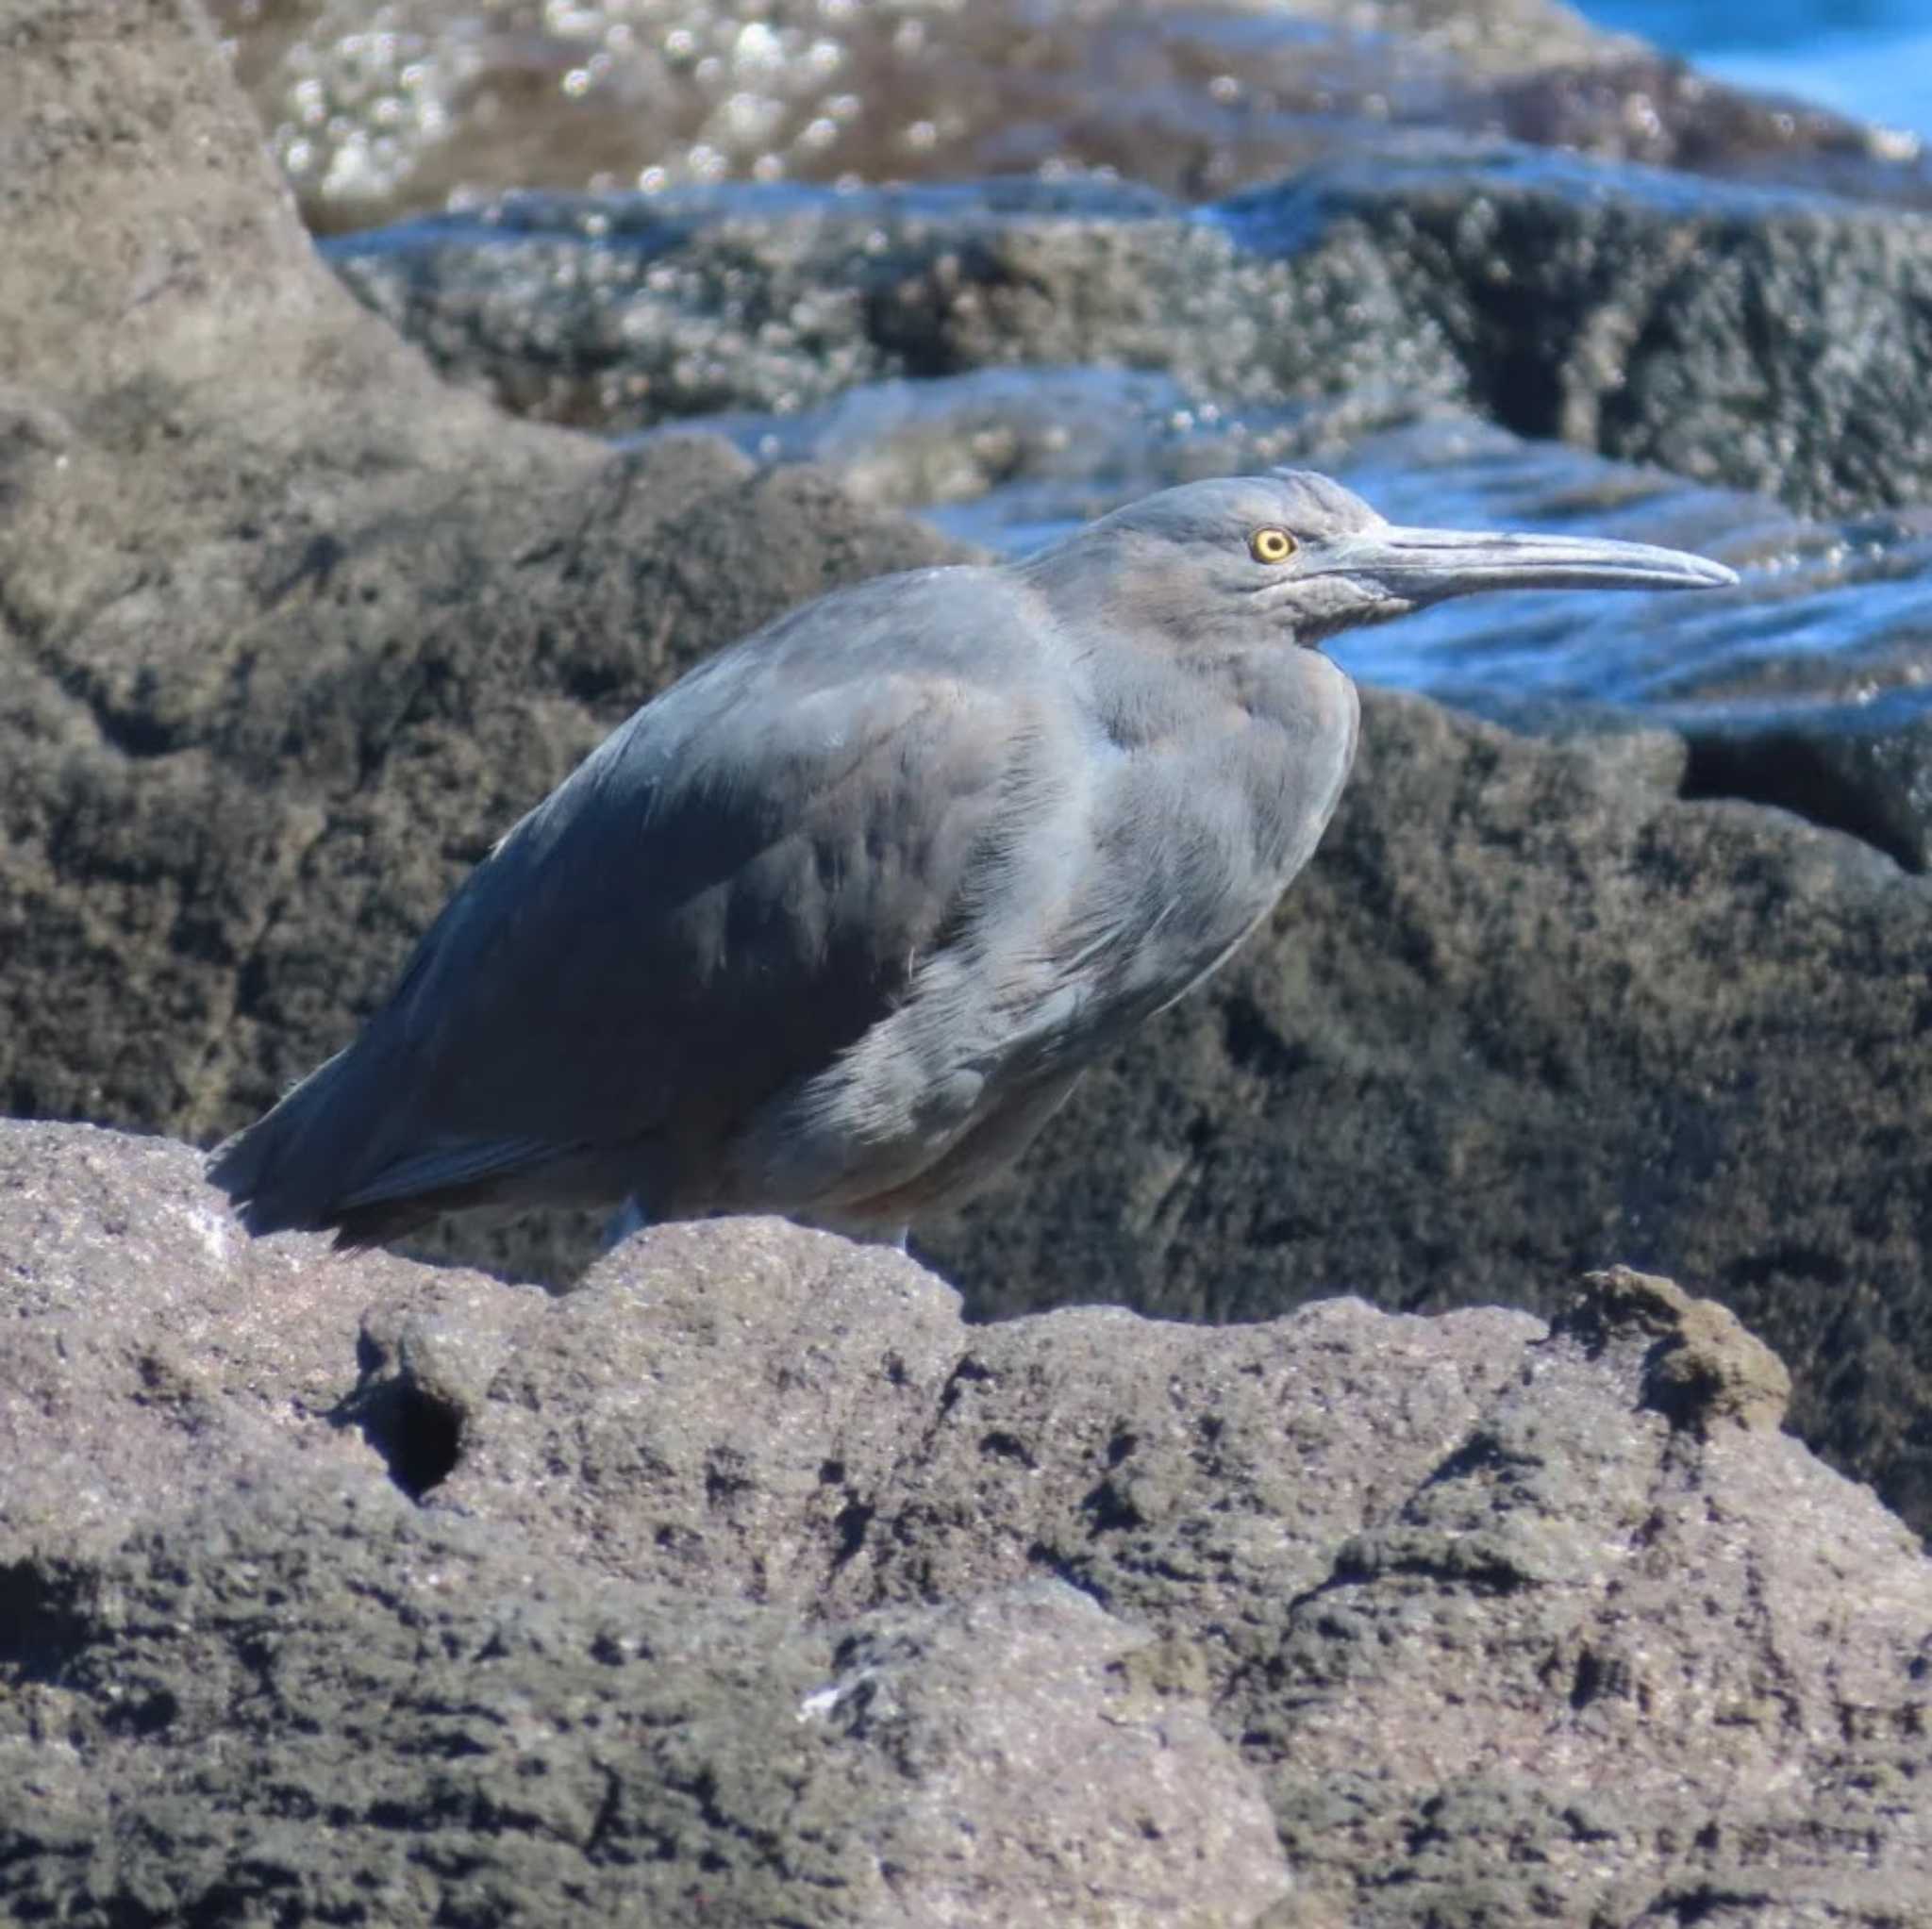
1322,422,1932,725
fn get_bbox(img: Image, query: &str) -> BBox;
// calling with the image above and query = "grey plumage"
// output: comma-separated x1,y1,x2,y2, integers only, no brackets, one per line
210,471,1733,1246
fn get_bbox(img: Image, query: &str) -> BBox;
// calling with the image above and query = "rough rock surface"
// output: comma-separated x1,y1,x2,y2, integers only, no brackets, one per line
6,1120,1931,1925
1684,700,1932,876
1277,143,1932,518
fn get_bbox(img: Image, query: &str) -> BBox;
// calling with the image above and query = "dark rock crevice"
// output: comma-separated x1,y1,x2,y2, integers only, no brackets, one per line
1679,723,1932,873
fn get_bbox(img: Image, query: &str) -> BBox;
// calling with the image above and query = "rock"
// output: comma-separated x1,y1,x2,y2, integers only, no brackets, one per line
627,367,1445,542
216,0,1624,231
920,686,1932,1536
1475,51,1932,200
324,177,1473,440
0,0,957,1142
1569,1263,1792,1434
0,1121,1292,1927
330,138,1932,521
1308,420,1932,875
1683,697,1932,875
218,0,1931,234
1266,141,1932,518
5,1118,1931,1923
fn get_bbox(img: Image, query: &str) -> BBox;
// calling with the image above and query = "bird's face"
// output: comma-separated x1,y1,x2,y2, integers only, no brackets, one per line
1032,471,1735,656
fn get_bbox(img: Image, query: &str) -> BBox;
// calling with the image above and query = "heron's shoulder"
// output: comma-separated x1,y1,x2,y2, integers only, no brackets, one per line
775,560,1041,636
713,561,1064,688
554,564,1058,794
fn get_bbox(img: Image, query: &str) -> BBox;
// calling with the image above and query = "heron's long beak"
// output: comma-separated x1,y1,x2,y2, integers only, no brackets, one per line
1322,526,1738,602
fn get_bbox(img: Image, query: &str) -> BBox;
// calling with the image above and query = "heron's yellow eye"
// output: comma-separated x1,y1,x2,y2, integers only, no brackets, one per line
1249,526,1297,565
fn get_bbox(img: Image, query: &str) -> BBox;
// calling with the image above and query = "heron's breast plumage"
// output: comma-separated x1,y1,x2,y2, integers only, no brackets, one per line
1056,642,1357,1025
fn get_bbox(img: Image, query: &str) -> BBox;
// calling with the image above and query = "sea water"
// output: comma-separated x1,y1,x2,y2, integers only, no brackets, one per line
1580,0,1932,140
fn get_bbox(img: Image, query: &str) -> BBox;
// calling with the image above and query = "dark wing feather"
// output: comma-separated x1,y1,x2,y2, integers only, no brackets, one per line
213,569,1061,1234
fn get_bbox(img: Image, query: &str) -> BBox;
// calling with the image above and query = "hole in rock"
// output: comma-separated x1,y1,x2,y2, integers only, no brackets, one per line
351,1380,464,1499
0,1559,94,1683
1680,731,1925,874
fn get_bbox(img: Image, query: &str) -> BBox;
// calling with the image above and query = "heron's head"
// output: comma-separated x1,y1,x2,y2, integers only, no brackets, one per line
1024,470,1735,654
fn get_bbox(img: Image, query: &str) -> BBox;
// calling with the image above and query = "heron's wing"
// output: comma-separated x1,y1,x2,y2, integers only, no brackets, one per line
225,568,1076,1231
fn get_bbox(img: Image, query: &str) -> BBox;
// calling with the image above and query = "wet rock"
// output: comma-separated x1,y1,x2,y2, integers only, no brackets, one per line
331,141,1932,520
1307,419,1930,715
633,366,1289,523
215,0,1931,235
5,1120,1930,1924
211,0,1613,232
0,0,956,1139
324,177,1472,436
1480,51,1932,206
1321,422,1932,874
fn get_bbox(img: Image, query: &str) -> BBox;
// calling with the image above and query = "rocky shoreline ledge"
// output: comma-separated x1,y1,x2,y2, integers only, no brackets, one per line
8,1118,1930,1923
6,1,1932,1919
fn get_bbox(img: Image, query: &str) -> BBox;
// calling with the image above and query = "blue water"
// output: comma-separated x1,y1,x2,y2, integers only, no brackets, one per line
1578,0,1932,138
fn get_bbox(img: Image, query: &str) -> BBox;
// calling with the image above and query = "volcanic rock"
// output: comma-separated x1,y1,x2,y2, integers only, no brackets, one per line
5,1120,1929,1924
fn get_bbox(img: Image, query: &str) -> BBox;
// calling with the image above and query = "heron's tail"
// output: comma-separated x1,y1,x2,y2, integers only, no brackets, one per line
207,1046,390,1241
209,1041,575,1246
